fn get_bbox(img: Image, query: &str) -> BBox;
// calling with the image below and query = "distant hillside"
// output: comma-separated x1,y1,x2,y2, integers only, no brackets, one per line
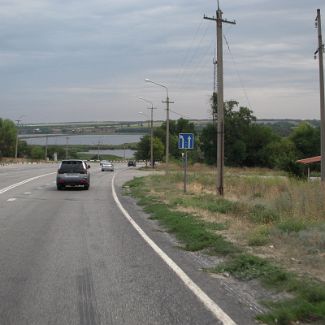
20,118,319,137
256,119,320,137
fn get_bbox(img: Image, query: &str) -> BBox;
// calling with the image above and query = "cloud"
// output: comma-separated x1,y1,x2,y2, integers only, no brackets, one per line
0,0,324,122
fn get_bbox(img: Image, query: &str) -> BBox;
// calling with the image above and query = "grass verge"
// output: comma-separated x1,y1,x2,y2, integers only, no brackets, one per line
126,177,237,255
212,251,325,324
125,174,325,325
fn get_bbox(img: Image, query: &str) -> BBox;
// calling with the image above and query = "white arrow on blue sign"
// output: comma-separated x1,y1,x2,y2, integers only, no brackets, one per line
178,133,194,150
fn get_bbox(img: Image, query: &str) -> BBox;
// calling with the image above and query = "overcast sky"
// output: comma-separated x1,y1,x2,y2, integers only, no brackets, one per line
0,0,324,123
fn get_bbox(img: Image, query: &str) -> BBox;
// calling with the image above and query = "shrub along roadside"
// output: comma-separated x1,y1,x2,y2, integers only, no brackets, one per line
125,176,325,325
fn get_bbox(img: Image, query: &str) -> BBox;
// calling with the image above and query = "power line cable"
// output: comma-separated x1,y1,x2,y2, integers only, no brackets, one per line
223,34,253,110
176,37,215,92
175,23,211,84
169,108,191,119
174,19,204,81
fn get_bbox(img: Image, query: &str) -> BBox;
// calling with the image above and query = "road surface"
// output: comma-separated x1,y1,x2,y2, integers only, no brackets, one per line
0,162,259,324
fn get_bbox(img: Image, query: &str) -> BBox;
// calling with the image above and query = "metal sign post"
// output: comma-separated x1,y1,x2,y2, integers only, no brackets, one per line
179,133,194,193
183,151,188,193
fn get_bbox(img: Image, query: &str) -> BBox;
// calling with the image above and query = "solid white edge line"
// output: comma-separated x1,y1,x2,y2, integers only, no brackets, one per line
112,173,236,325
0,172,56,195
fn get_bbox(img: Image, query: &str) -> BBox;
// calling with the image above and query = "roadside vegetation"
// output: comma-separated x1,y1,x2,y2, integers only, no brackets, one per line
125,164,325,325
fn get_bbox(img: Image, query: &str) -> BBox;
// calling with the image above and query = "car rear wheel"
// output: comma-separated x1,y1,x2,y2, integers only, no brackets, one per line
57,184,64,190
84,184,89,190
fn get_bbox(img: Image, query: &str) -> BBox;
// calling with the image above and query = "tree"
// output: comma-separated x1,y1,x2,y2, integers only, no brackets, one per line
0,118,17,157
224,101,256,166
135,135,164,163
266,137,304,175
201,99,279,167
199,124,217,165
244,124,279,167
18,140,30,158
289,122,320,158
154,118,197,161
30,146,44,160
47,146,66,160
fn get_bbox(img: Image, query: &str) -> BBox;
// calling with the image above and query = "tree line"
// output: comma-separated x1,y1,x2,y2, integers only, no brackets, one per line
0,118,80,160
135,96,320,176
1,100,320,174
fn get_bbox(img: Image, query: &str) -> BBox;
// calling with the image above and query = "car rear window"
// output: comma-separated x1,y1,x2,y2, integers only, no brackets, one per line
59,161,85,173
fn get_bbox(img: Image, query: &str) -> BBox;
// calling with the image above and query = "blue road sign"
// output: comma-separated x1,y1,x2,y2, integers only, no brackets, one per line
178,133,194,150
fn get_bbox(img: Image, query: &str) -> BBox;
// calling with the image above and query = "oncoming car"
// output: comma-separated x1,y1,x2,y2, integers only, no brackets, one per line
56,160,90,190
101,162,114,172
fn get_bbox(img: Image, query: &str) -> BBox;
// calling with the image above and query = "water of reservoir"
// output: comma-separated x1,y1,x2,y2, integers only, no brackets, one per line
81,149,135,159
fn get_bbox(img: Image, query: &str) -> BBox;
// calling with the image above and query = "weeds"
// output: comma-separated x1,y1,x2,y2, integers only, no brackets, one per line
248,226,270,246
125,166,325,324
172,195,241,215
249,204,280,224
214,254,325,323
126,177,237,255
277,219,307,233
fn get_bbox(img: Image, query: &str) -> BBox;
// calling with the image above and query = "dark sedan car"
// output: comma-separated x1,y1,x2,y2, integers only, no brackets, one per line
127,160,136,167
56,160,90,190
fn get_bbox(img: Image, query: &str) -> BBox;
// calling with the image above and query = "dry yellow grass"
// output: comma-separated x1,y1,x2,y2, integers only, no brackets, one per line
144,164,325,281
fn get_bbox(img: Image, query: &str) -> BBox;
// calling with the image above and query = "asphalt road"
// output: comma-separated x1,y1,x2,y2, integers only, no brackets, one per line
0,163,259,325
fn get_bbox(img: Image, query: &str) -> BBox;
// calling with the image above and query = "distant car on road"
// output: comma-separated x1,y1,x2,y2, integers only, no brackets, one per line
100,160,108,166
101,162,114,172
56,160,90,190
127,160,136,167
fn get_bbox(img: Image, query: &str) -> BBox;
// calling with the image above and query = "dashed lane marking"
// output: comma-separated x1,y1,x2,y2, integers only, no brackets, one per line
7,198,16,202
0,172,56,195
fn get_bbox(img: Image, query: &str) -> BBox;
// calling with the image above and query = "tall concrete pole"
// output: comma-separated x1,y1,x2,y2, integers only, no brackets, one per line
150,105,154,168
165,95,170,169
145,79,173,173
139,97,157,168
44,135,48,160
204,5,235,196
14,119,21,159
315,9,325,181
65,137,69,159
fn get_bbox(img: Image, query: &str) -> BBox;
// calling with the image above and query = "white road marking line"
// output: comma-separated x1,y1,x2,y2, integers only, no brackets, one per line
111,174,236,325
7,198,16,202
24,192,32,195
0,172,56,195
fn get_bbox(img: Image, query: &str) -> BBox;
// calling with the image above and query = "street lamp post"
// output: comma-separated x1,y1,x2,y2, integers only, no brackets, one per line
138,111,150,131
145,79,173,172
65,137,69,159
97,140,101,161
138,97,157,169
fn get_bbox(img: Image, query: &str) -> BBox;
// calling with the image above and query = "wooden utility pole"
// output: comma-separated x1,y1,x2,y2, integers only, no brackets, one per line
204,3,235,195
315,9,325,182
